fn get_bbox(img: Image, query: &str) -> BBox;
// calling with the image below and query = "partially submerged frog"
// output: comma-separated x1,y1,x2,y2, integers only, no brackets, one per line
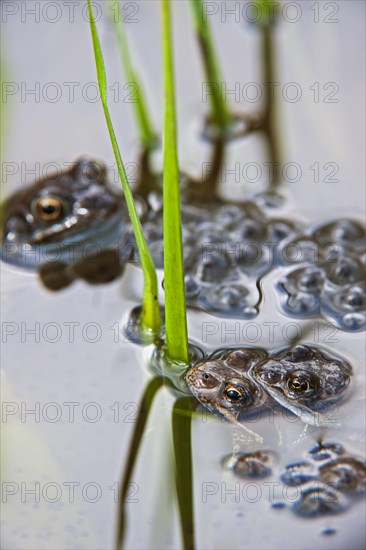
185,348,268,424
251,344,352,425
1,157,134,287
186,344,352,427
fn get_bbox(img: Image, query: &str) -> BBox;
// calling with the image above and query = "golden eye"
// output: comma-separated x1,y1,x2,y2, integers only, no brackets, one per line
224,384,244,402
286,370,319,397
287,376,311,394
33,197,64,221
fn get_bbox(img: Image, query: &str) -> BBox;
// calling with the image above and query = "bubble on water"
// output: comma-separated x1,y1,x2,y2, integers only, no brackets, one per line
318,457,366,494
280,462,317,486
308,442,345,462
291,487,346,517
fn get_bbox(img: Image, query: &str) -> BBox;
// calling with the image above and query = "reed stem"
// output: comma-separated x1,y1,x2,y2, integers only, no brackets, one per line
87,0,161,334
161,0,189,364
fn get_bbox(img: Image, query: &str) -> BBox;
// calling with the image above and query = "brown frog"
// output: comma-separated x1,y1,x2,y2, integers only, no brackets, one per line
251,344,352,426
185,348,268,424
186,344,352,427
1,158,135,288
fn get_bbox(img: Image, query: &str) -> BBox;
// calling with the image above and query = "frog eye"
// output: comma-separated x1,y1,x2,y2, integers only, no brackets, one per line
288,378,310,393
32,196,65,221
224,384,247,402
286,371,318,396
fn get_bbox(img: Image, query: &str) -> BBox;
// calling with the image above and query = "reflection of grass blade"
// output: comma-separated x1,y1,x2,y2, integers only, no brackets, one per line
115,376,171,550
161,0,189,363
87,0,161,334
108,0,156,151
172,396,195,550
189,0,232,131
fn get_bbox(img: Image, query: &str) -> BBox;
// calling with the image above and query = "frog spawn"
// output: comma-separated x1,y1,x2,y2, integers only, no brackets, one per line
2,160,365,329
222,450,277,479
277,219,366,331
143,197,297,318
220,441,365,523
278,444,366,519
186,344,352,428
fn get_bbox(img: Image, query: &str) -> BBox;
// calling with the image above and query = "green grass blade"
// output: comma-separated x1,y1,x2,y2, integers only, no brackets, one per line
161,0,189,364
87,0,161,333
189,0,232,131
108,0,156,150
172,396,195,550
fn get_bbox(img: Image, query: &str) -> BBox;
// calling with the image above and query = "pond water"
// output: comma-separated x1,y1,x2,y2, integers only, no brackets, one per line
1,2,365,549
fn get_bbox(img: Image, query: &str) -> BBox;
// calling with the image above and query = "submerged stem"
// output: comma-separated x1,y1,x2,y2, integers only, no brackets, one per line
108,0,156,150
161,0,189,364
172,396,196,550
87,0,161,334
114,377,170,549
189,0,232,131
